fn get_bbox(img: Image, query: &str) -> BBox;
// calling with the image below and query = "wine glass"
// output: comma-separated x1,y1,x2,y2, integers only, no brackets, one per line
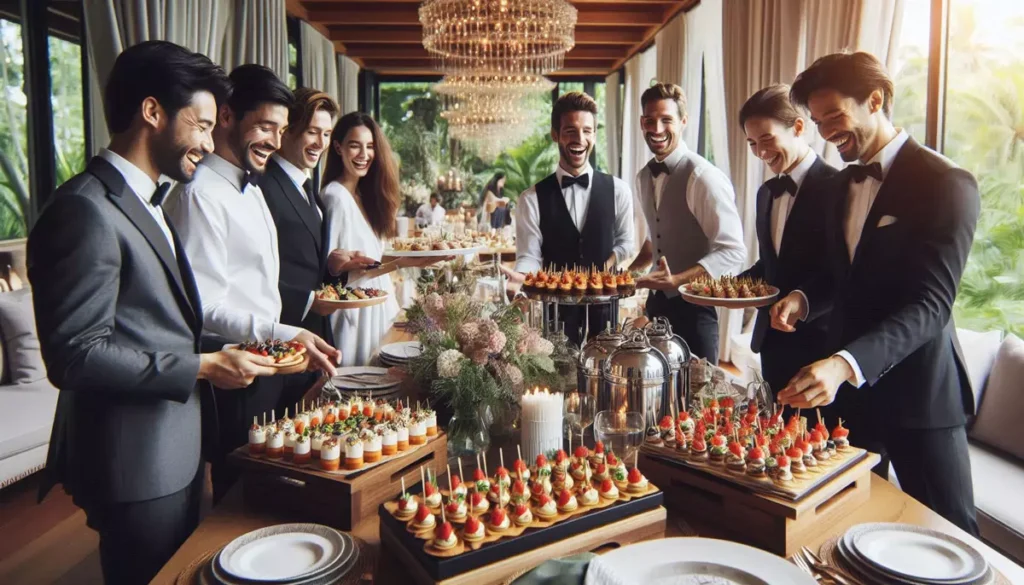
579,394,596,444
564,391,583,446
593,410,644,464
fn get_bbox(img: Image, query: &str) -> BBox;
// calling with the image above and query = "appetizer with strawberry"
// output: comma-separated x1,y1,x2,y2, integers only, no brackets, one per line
395,492,418,520
487,506,510,532
510,479,530,505
746,446,766,478
534,454,552,479
512,503,534,527
626,467,649,494
589,441,607,467
513,458,530,482
431,520,458,551
469,491,489,515
775,455,793,481
599,478,620,500
725,439,746,473
423,477,442,508
556,488,579,512
444,497,467,521
534,493,558,519
832,419,850,451
472,467,490,494
413,504,436,530
709,434,728,464
577,482,599,506
463,515,486,542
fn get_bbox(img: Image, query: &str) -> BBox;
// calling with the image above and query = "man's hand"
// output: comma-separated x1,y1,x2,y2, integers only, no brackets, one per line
636,257,680,291
199,349,278,389
398,255,455,269
777,356,854,408
499,265,526,284
310,297,340,317
293,330,341,376
770,291,807,332
327,249,378,276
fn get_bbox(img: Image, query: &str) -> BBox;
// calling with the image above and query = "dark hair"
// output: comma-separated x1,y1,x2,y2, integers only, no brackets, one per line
551,91,598,133
641,83,687,118
322,113,399,239
738,84,802,128
226,64,293,121
790,52,894,118
287,87,338,136
430,192,440,202
104,40,230,134
480,172,505,205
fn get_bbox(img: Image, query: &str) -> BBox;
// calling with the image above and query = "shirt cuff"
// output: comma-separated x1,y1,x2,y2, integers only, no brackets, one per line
272,322,304,342
792,290,810,322
834,350,866,388
515,258,541,273
697,259,718,280
301,291,315,320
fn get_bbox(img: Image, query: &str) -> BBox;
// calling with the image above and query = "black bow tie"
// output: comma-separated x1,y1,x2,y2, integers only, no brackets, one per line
648,160,670,178
244,171,261,187
302,178,317,207
561,173,590,189
151,182,171,207
848,162,883,184
765,175,798,199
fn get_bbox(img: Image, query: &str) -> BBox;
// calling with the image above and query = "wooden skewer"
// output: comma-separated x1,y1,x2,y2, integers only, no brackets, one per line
499,447,505,470
482,451,489,476
262,412,266,426
447,463,453,493
458,458,464,483
401,477,406,496
284,407,289,419
517,445,523,463
420,466,425,489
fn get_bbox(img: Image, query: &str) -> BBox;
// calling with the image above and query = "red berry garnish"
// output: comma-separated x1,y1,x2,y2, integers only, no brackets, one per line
750,447,765,459
424,482,437,496
557,489,572,506
536,454,548,467
490,507,506,525
514,503,528,516
415,506,431,522
435,521,453,540
594,441,605,453
473,468,486,481
555,450,567,463
450,475,461,489
659,415,673,428
627,468,642,483
601,479,614,492
596,463,607,474
466,515,481,532
471,492,484,506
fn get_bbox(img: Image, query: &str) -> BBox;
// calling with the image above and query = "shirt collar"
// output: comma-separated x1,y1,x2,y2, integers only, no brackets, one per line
202,152,252,193
865,128,909,178
98,148,158,204
782,149,816,191
555,161,593,187
272,153,309,189
655,141,687,171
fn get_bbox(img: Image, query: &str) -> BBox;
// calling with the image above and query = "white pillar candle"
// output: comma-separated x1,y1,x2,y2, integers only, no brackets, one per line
521,387,564,461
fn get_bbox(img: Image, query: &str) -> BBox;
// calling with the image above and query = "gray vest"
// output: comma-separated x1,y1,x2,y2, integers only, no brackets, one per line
637,154,709,298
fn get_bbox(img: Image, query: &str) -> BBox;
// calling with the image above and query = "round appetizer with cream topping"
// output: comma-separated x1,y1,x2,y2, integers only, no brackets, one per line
487,507,510,532
469,491,489,515
626,468,649,494
472,468,490,494
535,494,558,519
444,497,467,521
431,521,457,551
413,504,436,530
423,479,442,508
577,483,599,506
556,488,578,513
512,503,533,526
599,478,619,500
396,492,418,519
463,515,486,541
450,474,468,499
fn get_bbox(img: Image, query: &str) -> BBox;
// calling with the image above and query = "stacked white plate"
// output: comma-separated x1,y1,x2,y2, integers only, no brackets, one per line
331,366,400,398
378,341,422,368
584,537,817,585
836,523,992,584
211,524,358,585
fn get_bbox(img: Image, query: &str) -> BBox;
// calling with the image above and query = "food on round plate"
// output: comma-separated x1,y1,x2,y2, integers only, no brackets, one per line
687,274,772,299
315,284,388,302
238,339,306,366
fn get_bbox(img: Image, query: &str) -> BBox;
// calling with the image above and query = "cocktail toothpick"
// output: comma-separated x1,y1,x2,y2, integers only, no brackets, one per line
420,465,426,488
458,458,464,483
262,412,266,426
517,445,523,463
253,416,257,427
482,452,489,476
447,463,453,492
634,449,639,468
499,448,505,470
284,407,289,418
401,477,407,496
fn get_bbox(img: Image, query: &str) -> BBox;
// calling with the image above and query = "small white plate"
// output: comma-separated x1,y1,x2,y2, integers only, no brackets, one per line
379,341,422,360
385,245,486,257
332,366,400,390
845,523,988,583
218,524,345,582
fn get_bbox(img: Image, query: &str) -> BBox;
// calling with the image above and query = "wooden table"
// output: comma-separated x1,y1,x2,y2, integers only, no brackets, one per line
150,473,1024,584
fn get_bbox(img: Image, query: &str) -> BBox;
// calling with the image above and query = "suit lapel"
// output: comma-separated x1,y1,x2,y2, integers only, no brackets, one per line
168,219,204,338
779,158,824,259
755,183,776,276
269,159,322,251
89,158,198,325
852,139,916,268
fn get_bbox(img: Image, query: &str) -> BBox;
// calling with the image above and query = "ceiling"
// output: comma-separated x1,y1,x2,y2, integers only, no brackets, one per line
287,0,699,78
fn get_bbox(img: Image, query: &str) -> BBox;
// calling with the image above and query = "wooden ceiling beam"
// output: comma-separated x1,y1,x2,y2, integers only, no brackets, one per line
286,0,345,52
308,5,666,26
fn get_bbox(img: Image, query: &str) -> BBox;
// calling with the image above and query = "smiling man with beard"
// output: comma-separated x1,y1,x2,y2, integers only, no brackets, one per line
629,83,746,364
166,65,340,503
513,91,635,344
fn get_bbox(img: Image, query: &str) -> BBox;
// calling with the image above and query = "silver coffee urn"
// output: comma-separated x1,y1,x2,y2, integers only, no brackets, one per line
601,329,671,428
644,316,692,415
578,325,626,405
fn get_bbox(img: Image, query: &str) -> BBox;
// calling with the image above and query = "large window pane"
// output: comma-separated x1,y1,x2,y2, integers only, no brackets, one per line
594,81,607,171
891,0,930,142
0,19,28,239
50,35,85,187
944,0,1024,337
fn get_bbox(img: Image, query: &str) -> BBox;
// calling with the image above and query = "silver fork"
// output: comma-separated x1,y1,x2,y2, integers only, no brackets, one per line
801,547,854,585
792,552,823,581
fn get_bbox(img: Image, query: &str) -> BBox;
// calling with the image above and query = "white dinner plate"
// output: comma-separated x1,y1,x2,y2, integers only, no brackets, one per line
584,537,816,585
217,524,345,582
844,523,988,583
332,367,401,390
385,245,486,257
213,533,359,585
379,341,422,361
680,285,779,309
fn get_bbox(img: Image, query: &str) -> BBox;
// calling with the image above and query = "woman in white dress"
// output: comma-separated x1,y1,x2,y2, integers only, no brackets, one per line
321,113,433,366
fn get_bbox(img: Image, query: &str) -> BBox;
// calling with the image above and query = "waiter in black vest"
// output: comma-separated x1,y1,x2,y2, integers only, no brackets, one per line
512,91,635,344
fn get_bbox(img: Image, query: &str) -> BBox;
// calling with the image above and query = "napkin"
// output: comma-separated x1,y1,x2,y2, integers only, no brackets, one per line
510,553,597,585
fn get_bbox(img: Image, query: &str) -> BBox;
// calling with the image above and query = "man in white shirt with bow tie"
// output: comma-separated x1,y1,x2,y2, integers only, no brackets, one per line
771,52,979,535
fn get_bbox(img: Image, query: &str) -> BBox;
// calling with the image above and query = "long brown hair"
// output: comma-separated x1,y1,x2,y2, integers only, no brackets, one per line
322,112,399,238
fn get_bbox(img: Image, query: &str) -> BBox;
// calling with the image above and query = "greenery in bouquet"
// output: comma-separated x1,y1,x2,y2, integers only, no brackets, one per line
414,257,479,297
405,292,559,423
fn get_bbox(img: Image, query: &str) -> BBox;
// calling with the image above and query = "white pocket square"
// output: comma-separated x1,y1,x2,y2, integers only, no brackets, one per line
877,215,898,228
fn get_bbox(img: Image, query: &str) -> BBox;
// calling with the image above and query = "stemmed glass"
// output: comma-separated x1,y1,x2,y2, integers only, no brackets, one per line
593,410,644,464
563,391,595,447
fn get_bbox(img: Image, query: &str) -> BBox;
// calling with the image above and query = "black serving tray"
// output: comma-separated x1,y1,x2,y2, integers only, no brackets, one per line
378,487,663,580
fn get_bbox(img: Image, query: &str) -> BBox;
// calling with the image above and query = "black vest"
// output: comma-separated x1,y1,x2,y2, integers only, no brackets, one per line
536,171,615,269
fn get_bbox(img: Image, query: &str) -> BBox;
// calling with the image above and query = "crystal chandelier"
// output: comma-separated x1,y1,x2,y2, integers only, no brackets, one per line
434,73,555,100
419,0,577,76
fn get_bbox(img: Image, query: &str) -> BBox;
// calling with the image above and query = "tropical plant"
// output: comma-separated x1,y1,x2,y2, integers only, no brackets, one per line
491,133,558,202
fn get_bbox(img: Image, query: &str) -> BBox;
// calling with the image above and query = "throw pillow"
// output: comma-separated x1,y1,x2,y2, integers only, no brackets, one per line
970,334,1024,461
0,288,47,384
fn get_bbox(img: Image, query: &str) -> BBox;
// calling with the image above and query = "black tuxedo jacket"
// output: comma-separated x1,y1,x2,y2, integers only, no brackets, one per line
29,157,207,505
802,138,978,430
260,158,331,342
741,156,838,353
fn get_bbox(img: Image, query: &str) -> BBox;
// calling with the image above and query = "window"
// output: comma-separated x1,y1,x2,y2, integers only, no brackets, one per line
50,34,86,188
891,0,931,142
0,19,29,239
942,0,1024,336
594,81,608,171
287,16,300,90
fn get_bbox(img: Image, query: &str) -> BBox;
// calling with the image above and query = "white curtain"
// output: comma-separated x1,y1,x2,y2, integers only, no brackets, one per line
84,0,288,154
604,70,622,178
620,47,657,186
336,55,361,115
299,21,339,104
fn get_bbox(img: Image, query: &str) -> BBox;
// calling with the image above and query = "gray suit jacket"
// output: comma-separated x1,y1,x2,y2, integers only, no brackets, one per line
28,157,206,505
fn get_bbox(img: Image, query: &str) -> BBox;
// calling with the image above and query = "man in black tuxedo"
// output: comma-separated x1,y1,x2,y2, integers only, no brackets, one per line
772,52,979,534
260,88,374,406
736,85,838,394
28,41,277,584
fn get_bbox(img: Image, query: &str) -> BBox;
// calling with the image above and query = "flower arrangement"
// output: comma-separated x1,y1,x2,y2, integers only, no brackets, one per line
405,292,558,450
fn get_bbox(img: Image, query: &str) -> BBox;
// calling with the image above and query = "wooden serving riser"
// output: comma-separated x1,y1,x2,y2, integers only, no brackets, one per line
228,434,447,530
639,450,881,558
381,506,667,585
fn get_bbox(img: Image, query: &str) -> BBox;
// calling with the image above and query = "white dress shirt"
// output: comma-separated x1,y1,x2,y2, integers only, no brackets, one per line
514,162,635,273
827,130,910,389
165,153,302,343
416,203,446,226
638,143,746,279
272,153,321,219
98,149,176,256
770,149,816,255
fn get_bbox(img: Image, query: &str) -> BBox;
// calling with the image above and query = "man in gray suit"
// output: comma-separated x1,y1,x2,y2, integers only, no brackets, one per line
28,41,277,584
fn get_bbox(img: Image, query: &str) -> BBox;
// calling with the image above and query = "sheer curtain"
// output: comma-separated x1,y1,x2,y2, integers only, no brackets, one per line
604,71,622,178
84,0,288,153
300,21,339,102
621,47,657,254
336,55,361,116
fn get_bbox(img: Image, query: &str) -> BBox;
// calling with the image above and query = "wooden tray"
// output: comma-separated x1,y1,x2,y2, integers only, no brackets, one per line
229,433,447,530
521,289,635,305
385,246,487,257
241,433,442,478
640,444,869,501
316,293,390,310
679,284,779,309
380,496,666,584
640,448,880,557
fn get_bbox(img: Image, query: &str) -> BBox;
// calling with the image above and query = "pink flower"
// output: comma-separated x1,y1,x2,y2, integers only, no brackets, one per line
471,349,490,365
423,293,445,321
457,321,480,347
487,330,507,354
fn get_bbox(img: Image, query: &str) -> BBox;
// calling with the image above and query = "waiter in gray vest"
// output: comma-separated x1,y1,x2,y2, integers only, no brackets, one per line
630,83,746,364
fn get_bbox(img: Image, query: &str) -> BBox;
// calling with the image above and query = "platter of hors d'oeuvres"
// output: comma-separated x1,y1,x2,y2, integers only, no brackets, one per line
244,398,440,477
234,339,309,375
315,284,390,309
520,266,637,303
383,443,659,558
640,397,863,500
680,274,779,309
386,235,486,257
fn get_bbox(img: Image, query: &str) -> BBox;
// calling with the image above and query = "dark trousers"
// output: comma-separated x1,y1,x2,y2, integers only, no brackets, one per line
83,462,204,585
856,425,979,536
210,374,285,503
646,292,719,365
